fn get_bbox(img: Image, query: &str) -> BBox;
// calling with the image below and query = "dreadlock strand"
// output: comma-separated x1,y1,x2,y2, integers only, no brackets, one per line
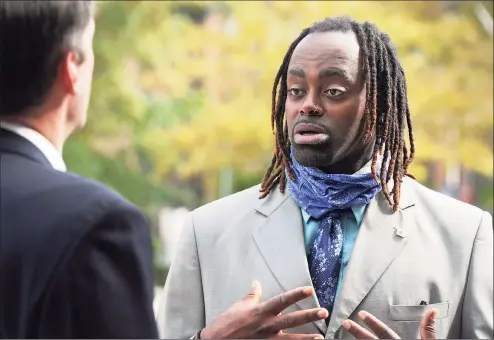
259,170,281,199
351,22,373,142
385,116,396,187
378,43,394,203
381,41,397,190
260,155,277,188
387,45,401,178
387,83,399,187
282,154,294,180
363,23,378,140
370,148,379,184
391,140,404,212
260,138,282,192
402,71,416,171
379,37,393,154
279,171,287,192
391,69,407,212
379,141,392,204
397,73,411,174
270,70,283,131
373,35,385,155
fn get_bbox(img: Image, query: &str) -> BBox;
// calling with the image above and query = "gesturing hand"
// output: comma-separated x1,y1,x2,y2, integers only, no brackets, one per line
342,309,437,339
200,280,328,339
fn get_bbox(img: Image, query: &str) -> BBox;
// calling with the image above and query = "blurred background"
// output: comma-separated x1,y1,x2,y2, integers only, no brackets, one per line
63,0,493,295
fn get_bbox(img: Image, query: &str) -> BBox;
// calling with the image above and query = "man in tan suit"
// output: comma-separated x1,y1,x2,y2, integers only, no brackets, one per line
157,16,493,339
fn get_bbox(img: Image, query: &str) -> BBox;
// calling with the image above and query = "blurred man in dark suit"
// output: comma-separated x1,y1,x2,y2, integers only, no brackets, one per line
0,1,158,338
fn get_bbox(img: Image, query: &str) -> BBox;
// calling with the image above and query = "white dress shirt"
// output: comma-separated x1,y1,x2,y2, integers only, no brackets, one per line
0,121,67,172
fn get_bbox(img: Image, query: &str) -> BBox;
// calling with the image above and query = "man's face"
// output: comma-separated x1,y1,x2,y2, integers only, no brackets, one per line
285,30,372,173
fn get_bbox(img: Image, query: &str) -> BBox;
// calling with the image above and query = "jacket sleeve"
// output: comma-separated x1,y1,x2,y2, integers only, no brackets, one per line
461,211,493,339
156,213,205,339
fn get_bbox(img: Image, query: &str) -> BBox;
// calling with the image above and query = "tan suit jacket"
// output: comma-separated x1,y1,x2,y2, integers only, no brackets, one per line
156,177,493,339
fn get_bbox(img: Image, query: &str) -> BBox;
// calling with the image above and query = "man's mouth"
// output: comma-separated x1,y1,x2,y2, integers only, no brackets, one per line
293,123,330,145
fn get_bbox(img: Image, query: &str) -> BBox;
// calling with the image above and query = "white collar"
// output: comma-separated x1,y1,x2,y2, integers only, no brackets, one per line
0,121,67,172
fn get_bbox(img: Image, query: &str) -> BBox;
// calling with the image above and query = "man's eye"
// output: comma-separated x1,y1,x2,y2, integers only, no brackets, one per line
326,88,344,96
289,88,305,97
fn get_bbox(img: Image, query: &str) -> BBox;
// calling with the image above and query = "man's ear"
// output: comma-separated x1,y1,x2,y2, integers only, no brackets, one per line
60,50,81,95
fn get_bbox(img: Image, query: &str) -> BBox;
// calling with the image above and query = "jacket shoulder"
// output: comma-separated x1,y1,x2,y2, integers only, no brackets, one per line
45,172,133,212
404,178,488,239
191,184,263,223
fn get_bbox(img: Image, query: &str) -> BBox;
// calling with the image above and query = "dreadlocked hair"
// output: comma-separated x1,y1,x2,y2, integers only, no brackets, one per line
259,16,416,212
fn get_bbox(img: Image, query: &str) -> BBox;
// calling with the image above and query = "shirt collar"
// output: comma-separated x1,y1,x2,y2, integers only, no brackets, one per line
0,121,67,172
301,205,366,224
354,157,373,175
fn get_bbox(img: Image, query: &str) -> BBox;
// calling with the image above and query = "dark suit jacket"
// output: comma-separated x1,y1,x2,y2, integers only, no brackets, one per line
0,128,158,338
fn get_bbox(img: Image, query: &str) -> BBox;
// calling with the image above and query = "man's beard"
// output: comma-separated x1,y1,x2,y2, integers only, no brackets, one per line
291,142,334,169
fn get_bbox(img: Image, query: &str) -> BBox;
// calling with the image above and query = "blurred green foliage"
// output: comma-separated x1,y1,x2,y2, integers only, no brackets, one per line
64,1,493,279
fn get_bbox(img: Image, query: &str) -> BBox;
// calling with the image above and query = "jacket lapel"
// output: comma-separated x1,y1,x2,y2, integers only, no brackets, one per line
253,189,327,334
326,178,417,338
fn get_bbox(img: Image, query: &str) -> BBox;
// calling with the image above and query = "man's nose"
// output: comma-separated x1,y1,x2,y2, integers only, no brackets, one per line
299,92,324,116
299,103,323,116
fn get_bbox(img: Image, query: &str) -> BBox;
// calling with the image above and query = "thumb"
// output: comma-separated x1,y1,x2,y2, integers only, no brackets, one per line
420,308,437,339
244,279,262,304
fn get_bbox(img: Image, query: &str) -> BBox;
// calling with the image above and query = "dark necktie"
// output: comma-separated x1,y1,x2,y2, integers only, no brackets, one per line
308,210,345,321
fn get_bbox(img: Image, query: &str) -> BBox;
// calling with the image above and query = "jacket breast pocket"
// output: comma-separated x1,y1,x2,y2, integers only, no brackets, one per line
389,302,450,321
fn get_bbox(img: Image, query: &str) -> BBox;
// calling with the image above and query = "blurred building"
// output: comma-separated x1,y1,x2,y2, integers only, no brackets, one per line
427,161,492,214
153,207,190,314
157,206,190,267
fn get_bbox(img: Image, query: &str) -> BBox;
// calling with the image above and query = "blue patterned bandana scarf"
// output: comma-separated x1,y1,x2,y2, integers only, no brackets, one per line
287,151,382,319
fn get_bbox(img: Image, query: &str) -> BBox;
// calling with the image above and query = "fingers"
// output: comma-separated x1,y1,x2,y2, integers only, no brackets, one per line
342,319,378,339
420,308,437,339
261,287,315,314
267,308,328,333
275,331,324,339
358,311,400,339
244,279,263,304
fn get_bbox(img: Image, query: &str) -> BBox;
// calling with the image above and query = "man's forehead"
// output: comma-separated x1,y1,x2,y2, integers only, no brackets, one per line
289,30,360,68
